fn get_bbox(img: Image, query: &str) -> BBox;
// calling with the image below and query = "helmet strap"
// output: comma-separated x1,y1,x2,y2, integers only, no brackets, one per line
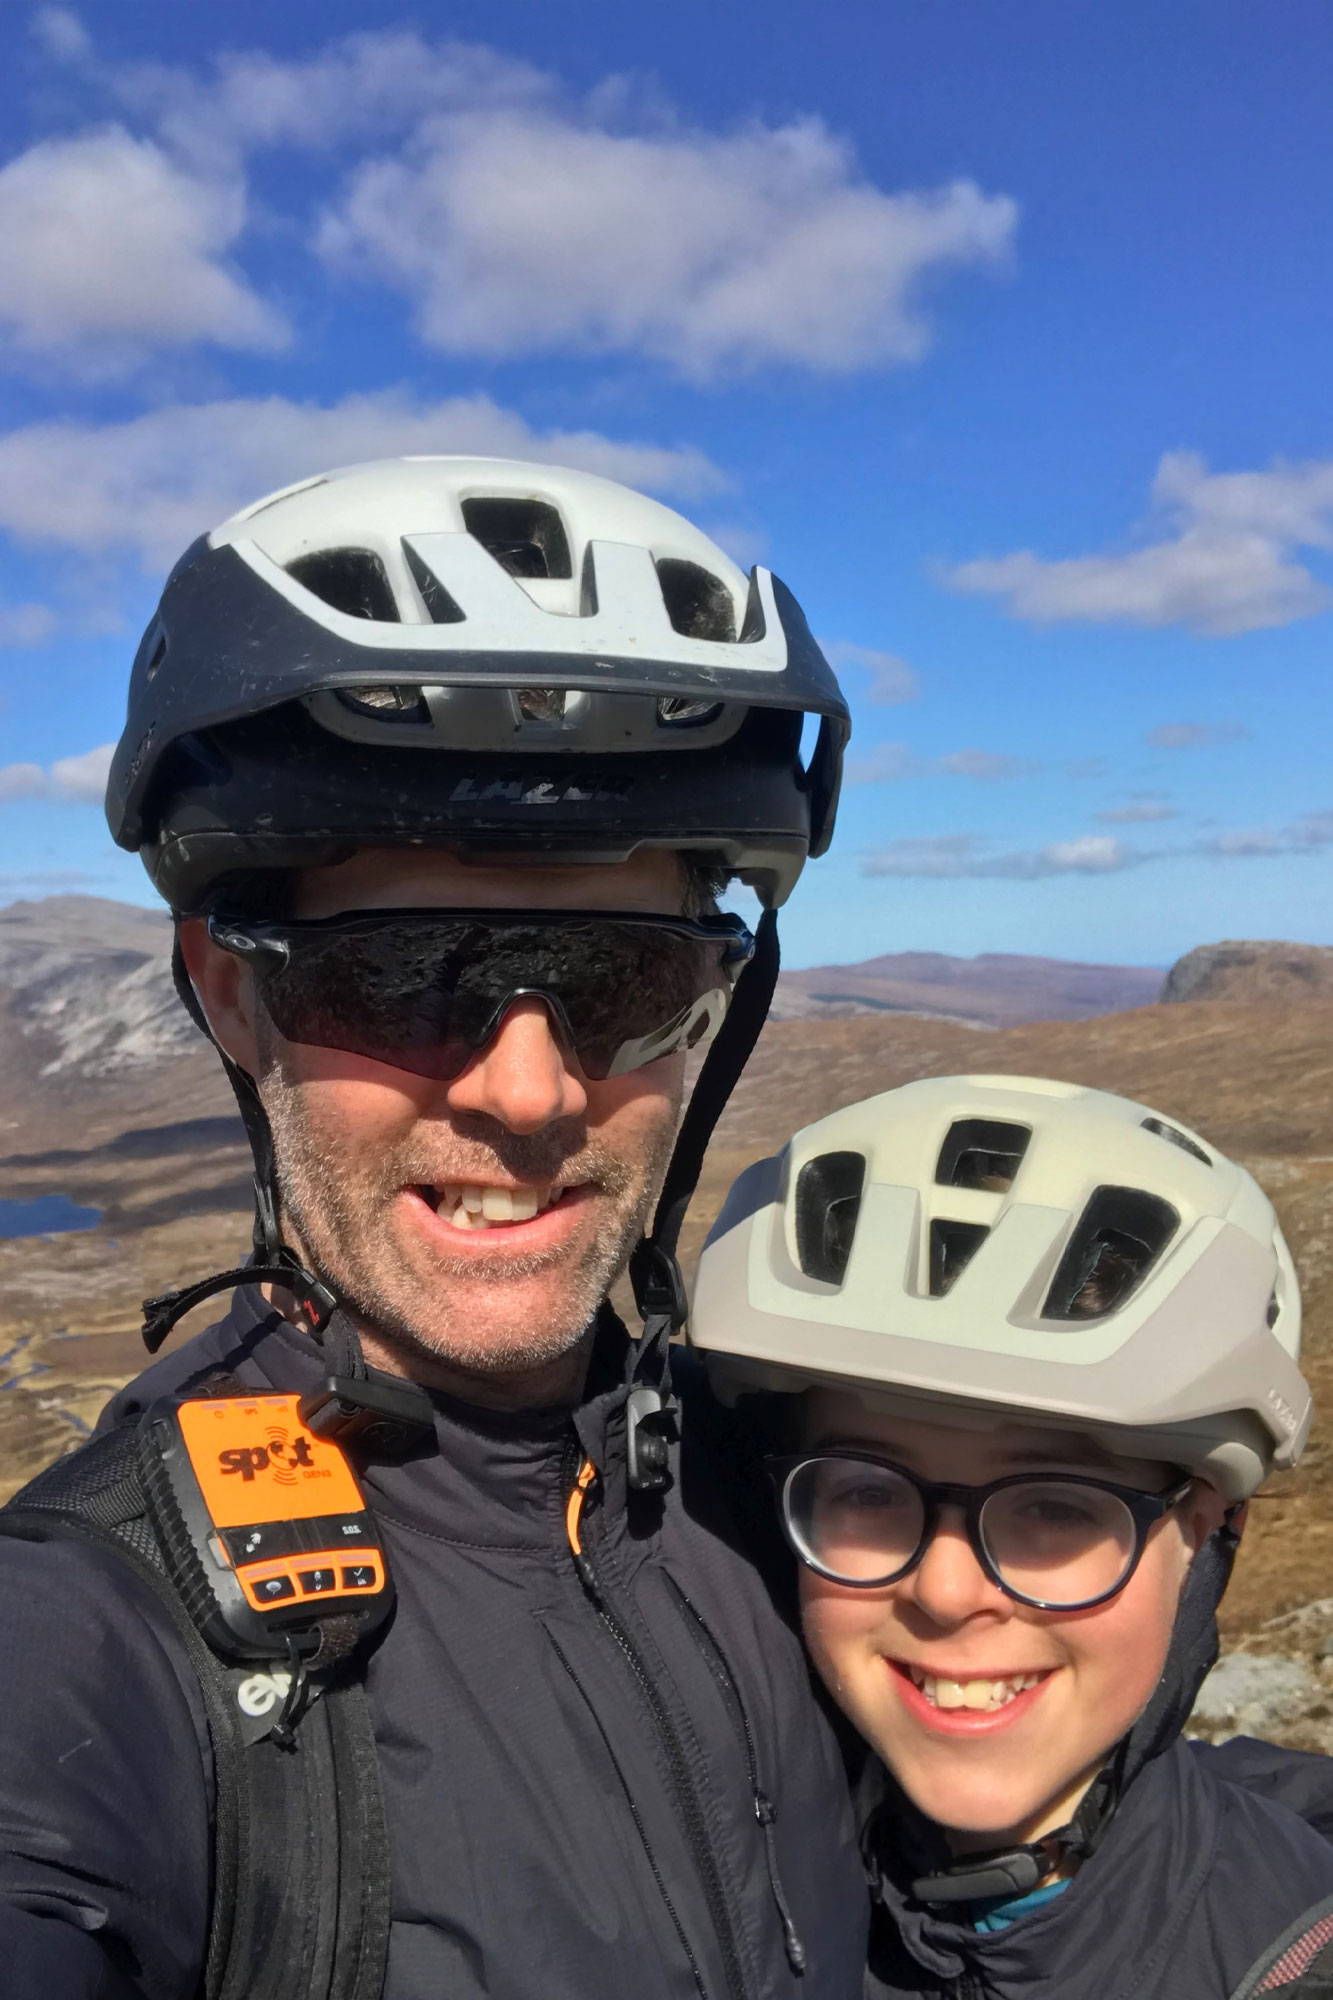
142,927,354,1374
625,907,780,1489
909,1760,1119,1906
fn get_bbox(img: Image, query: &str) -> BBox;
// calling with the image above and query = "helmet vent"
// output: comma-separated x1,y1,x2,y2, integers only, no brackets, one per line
794,1150,865,1284
928,1219,989,1296
657,696,724,728
461,496,572,579
655,559,738,642
403,541,465,623
935,1118,1031,1192
515,687,568,725
287,549,399,622
336,685,429,722
1141,1116,1212,1167
1043,1186,1179,1321
143,627,168,680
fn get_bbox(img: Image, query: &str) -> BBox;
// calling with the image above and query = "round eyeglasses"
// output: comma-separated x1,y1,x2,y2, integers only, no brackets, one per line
769,1450,1194,1612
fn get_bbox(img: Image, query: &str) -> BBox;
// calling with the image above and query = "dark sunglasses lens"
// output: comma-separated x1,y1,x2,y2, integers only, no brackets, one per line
979,1482,1138,1606
256,921,478,1078
253,919,728,1081
784,1457,925,1584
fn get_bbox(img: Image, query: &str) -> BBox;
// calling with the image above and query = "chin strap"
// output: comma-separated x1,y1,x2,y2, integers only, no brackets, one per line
624,909,781,1491
910,1761,1119,1906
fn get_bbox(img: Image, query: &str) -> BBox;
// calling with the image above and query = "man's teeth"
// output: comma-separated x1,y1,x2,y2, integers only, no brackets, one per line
906,1666,1044,1711
425,1184,560,1229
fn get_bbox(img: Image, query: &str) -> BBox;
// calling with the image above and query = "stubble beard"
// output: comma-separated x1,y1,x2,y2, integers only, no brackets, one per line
257,1052,677,1380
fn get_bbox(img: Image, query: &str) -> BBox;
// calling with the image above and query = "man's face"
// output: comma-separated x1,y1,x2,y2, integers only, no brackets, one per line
184,848,691,1393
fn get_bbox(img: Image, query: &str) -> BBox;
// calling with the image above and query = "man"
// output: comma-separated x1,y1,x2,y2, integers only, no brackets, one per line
0,458,867,1997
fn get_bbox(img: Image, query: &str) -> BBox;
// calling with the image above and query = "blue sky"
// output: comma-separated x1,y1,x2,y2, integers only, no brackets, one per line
1,0,1330,968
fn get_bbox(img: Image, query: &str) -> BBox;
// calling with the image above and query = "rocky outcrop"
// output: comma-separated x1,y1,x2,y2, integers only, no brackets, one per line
1162,940,1333,1005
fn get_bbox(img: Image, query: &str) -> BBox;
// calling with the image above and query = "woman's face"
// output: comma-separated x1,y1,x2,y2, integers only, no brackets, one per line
796,1391,1226,1853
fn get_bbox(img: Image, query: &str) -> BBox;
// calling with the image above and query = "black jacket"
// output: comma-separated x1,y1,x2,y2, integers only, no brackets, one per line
860,1530,1333,2000
863,1738,1333,2000
0,1291,867,2000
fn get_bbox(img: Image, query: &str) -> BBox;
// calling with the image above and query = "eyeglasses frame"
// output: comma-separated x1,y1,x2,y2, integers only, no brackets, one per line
767,1448,1196,1612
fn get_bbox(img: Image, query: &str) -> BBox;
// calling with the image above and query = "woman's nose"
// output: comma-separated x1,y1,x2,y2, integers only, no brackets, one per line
443,998,589,1133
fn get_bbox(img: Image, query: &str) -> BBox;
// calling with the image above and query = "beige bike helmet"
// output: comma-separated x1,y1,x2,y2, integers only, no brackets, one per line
691,1074,1310,1501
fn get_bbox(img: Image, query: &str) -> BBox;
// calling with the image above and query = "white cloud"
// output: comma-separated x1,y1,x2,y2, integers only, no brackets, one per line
1097,796,1177,824
846,740,1039,784
823,641,919,705
30,6,92,62
0,125,286,369
0,391,726,567
944,451,1333,635
703,522,769,572
1204,810,1333,858
1145,720,1246,750
21,24,1016,379
0,763,50,802
936,747,1037,780
863,831,1145,879
0,741,113,804
861,808,1333,879
318,114,1016,378
0,602,56,646
1041,834,1128,872
846,742,917,784
115,30,548,168
49,741,114,801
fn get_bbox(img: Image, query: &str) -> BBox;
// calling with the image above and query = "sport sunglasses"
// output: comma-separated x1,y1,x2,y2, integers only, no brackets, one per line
207,907,755,1083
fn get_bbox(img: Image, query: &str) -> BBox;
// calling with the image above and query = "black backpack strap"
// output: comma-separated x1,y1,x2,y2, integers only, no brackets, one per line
1228,1896,1333,1999
1,1426,390,2000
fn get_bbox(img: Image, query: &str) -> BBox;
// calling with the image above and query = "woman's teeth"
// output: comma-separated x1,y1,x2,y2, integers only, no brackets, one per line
906,1666,1045,1711
423,1184,561,1229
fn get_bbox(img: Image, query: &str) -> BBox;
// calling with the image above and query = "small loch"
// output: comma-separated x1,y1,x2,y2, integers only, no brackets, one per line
0,1194,103,1239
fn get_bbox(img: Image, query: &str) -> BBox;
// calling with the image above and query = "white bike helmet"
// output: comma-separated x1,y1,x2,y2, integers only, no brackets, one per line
692,1075,1310,1501
108,457,847,913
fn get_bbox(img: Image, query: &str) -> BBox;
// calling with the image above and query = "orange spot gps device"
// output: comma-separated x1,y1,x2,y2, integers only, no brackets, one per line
140,1392,393,1661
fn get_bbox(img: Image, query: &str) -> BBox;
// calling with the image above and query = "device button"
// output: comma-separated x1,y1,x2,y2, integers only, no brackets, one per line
340,1564,378,1590
252,1573,297,1603
223,1522,305,1565
297,1567,337,1596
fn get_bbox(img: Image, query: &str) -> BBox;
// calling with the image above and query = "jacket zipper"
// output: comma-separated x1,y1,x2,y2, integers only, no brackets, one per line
564,1445,752,2000
544,1626,709,2000
665,1575,807,1977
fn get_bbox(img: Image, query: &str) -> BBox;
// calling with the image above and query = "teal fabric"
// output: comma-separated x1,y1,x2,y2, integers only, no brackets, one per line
969,1877,1070,1933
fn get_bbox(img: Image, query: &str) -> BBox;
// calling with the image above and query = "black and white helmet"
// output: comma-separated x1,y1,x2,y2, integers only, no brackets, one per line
108,457,848,910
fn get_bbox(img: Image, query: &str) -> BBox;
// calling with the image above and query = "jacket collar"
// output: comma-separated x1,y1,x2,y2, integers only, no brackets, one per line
164,1286,639,1549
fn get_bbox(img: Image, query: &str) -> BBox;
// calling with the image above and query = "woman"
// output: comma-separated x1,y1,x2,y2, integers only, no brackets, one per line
690,1074,1333,1998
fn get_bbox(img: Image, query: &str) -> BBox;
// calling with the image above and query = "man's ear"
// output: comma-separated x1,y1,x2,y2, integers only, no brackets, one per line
178,918,261,1076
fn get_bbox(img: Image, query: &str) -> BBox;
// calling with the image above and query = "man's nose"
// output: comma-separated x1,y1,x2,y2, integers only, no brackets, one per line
901,1509,1012,1628
443,997,589,1133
